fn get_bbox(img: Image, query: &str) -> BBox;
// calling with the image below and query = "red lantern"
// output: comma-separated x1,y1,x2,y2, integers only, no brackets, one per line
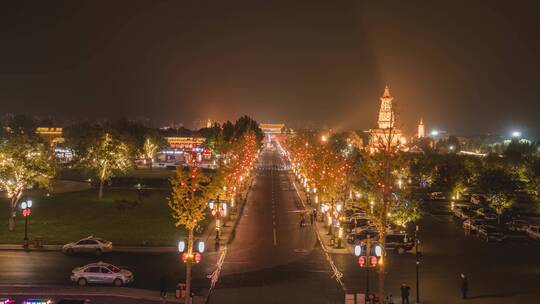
194,253,202,263
370,256,378,267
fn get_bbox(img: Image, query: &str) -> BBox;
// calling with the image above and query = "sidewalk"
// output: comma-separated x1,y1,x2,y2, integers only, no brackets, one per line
289,173,351,255
0,285,205,303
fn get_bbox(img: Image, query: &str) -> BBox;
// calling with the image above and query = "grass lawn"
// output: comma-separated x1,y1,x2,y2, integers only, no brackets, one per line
0,188,204,246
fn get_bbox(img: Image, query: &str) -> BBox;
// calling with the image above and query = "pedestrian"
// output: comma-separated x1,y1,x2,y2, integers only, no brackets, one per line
160,274,168,302
460,273,469,299
400,282,410,304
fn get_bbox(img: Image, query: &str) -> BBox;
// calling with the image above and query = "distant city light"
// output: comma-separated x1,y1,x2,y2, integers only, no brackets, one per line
431,130,439,136
511,131,522,138
449,145,455,151
321,135,328,142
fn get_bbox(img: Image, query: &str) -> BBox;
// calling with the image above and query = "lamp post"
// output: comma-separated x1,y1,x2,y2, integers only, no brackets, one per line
178,239,205,304
354,235,383,302
20,200,33,248
415,224,421,304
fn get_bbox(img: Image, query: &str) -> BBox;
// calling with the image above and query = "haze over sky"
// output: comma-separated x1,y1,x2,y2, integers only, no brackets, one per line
0,1,539,136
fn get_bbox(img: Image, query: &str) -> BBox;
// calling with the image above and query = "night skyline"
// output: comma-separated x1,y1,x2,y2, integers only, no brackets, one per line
1,1,539,137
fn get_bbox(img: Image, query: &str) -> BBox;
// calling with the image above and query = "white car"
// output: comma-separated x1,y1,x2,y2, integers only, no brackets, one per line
525,226,540,240
71,262,133,287
63,236,112,256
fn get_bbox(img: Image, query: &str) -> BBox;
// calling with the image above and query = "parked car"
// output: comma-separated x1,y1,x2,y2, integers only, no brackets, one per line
347,229,378,244
477,225,505,242
429,192,446,200
470,194,484,205
62,236,113,256
384,233,415,254
525,226,540,240
463,219,485,232
71,262,134,287
344,218,371,233
505,219,529,232
452,206,474,220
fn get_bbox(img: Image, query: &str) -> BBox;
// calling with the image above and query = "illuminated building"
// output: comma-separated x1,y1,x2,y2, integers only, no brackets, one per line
157,136,212,166
417,118,425,138
260,123,287,143
368,86,404,152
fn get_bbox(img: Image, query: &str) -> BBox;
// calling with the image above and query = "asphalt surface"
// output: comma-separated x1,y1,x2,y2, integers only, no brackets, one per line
209,148,343,303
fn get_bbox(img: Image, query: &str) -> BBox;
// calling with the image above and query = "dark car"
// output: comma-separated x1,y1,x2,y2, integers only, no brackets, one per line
477,225,505,242
344,218,371,233
505,219,529,232
347,229,378,244
385,233,415,254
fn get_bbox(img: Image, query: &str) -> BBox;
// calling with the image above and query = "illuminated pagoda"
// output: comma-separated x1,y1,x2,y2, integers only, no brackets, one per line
417,117,425,138
368,85,404,152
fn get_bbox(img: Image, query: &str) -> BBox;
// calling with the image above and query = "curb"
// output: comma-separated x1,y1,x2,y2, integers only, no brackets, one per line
0,244,179,253
0,285,194,303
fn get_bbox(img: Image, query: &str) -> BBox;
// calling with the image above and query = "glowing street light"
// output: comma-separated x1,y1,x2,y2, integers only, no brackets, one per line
430,130,439,137
20,199,33,248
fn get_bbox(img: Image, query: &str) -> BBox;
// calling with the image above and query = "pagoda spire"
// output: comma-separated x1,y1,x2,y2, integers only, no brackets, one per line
383,85,392,98
377,85,395,129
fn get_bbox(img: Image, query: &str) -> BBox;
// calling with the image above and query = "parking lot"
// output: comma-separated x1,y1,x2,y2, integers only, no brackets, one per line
334,199,540,303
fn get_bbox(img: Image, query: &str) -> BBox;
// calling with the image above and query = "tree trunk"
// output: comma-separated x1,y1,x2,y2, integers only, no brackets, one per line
98,178,104,200
8,205,15,231
185,228,194,304
8,195,20,231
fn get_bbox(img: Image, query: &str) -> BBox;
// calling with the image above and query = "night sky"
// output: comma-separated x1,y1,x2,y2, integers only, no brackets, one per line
0,1,539,136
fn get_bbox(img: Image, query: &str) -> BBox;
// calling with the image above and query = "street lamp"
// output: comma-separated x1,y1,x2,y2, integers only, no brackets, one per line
20,199,33,248
178,239,205,304
511,131,522,138
415,225,421,304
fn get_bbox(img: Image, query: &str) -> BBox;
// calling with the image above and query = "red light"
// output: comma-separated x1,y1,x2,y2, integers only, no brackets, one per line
181,253,188,263
194,253,202,263
22,209,31,217
370,256,378,267
358,256,366,267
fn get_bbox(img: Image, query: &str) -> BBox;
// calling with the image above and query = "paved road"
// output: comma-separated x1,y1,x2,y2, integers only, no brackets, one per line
209,147,343,303
0,249,219,293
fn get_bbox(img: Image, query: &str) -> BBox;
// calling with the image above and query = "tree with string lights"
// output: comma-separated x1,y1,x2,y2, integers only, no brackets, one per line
80,133,132,199
0,135,56,231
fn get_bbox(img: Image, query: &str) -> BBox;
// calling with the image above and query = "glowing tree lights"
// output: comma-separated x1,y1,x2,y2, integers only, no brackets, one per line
80,133,132,199
0,135,55,231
